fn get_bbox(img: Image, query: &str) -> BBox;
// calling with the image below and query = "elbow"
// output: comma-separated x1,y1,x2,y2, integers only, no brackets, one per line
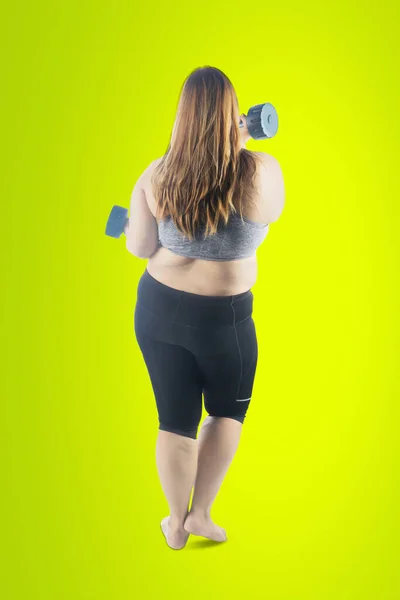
125,234,160,259
125,238,140,258
125,242,151,259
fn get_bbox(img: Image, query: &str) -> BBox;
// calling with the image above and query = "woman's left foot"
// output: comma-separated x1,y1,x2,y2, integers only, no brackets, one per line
160,516,190,550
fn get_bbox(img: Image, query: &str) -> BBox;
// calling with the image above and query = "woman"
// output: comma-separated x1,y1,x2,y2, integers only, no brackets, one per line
125,66,285,550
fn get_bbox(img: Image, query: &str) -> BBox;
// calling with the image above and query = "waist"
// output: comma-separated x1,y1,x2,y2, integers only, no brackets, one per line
136,269,253,327
147,247,258,295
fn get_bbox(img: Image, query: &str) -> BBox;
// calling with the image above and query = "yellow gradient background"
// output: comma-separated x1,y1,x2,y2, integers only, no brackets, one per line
1,2,399,599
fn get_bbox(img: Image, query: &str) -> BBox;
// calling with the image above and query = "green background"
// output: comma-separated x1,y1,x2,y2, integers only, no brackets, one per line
1,1,399,599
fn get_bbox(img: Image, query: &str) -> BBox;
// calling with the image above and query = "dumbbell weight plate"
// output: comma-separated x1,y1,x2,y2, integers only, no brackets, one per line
248,103,278,139
239,102,278,139
105,205,129,238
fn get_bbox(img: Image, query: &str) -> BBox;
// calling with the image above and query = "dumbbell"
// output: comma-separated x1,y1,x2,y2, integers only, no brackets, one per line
105,205,128,238
239,102,278,139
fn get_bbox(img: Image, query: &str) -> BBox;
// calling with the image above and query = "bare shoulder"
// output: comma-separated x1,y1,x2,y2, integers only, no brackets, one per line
138,157,164,192
141,157,163,178
150,157,164,169
251,150,281,171
150,157,164,173
251,151,285,223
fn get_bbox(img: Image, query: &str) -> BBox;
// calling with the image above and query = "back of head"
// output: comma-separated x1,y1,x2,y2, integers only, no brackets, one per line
151,66,261,241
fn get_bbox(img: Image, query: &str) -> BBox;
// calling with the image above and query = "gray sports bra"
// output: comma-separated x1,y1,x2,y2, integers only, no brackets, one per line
157,212,269,261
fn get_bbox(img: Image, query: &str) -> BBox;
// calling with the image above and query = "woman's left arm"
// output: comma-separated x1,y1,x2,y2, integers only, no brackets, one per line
125,168,160,259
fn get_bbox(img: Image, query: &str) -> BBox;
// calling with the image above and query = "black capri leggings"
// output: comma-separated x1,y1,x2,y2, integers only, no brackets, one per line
134,269,258,439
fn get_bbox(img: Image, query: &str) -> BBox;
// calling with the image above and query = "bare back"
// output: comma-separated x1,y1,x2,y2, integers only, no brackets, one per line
143,151,284,296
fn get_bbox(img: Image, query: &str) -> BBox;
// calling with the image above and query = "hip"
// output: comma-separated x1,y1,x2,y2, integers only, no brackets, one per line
134,269,257,356
146,247,258,296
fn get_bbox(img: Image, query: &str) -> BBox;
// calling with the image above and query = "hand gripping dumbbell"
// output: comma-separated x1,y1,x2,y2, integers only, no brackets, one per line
239,102,278,139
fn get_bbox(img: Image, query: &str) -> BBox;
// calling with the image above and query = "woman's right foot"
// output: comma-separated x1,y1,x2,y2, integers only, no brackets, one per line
184,512,227,542
160,516,189,550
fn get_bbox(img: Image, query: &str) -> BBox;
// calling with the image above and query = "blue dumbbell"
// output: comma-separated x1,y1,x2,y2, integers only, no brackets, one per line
105,205,129,238
239,102,278,139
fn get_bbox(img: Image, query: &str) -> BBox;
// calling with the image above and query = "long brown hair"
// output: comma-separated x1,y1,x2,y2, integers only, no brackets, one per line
151,66,261,241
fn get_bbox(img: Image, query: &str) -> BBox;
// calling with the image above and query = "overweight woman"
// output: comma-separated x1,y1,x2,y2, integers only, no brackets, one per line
125,66,285,550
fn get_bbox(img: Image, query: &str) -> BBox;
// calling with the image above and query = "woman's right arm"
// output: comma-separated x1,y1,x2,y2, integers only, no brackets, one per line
256,152,286,224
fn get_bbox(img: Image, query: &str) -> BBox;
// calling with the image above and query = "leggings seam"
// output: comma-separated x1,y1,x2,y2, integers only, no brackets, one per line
242,345,257,379
231,297,243,400
170,296,184,322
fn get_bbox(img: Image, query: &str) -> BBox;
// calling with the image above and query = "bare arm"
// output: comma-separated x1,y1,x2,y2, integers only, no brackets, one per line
255,152,286,223
125,166,159,259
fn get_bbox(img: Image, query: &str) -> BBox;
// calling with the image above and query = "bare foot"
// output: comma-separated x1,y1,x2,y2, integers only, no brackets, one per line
160,516,190,550
184,512,227,542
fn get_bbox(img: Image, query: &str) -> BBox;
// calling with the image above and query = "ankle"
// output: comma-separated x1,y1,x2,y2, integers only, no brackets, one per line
169,515,186,530
189,507,211,520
